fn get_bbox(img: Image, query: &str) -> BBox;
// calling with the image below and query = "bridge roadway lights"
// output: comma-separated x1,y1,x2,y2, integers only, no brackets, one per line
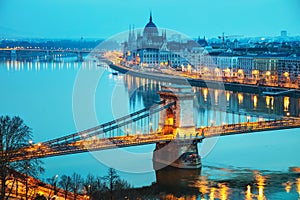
153,85,201,169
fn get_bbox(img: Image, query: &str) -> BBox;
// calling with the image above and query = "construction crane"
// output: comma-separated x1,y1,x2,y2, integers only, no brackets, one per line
218,32,244,47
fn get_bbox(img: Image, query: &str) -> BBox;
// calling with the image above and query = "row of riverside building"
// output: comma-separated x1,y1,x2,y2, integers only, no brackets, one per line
190,52,300,85
123,13,300,87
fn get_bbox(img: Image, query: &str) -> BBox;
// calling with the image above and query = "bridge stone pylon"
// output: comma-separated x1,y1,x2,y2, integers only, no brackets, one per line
77,51,83,62
158,84,196,137
153,84,201,170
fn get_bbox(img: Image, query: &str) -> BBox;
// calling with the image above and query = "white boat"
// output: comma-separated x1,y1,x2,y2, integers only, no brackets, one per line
262,89,296,96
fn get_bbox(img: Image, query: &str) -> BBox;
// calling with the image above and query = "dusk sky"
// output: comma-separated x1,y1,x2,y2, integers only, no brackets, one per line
1,0,300,39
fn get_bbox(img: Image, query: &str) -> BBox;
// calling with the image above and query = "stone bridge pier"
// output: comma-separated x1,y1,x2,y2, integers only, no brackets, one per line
153,85,202,170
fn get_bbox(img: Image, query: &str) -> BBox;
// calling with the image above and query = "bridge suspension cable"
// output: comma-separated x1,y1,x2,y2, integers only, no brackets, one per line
9,100,177,161
41,100,167,145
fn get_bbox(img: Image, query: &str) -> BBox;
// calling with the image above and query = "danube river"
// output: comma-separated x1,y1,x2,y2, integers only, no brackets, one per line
1,59,300,199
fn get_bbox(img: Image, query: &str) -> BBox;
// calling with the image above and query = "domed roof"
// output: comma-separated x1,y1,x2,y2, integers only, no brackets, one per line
145,21,157,28
143,12,159,37
145,14,157,28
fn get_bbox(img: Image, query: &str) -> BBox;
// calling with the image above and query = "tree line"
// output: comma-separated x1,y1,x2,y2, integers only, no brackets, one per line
0,116,44,200
42,168,131,200
0,115,131,200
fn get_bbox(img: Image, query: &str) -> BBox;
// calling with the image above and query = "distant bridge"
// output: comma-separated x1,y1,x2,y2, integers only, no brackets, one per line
0,48,103,62
0,48,92,53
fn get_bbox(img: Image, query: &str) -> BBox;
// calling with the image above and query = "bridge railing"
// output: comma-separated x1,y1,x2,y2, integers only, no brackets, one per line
197,117,300,138
10,131,178,161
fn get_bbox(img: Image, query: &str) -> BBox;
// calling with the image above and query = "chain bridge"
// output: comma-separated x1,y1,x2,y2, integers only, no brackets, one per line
9,85,300,169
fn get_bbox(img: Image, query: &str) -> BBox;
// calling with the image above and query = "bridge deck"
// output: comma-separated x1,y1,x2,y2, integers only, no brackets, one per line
11,133,181,161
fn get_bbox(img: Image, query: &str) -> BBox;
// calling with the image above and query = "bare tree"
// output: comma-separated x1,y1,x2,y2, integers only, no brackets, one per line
70,172,83,200
102,168,132,200
83,174,95,199
59,174,71,200
0,116,44,199
46,174,59,199
114,179,131,191
103,168,121,200
83,174,108,200
16,159,44,200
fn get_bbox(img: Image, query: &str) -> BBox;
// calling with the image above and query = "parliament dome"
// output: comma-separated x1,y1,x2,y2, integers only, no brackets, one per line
143,13,159,38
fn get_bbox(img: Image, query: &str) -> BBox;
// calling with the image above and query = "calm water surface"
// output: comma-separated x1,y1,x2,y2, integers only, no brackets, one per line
1,59,300,199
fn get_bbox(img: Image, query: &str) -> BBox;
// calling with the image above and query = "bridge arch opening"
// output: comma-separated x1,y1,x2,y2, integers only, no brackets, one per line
163,107,175,135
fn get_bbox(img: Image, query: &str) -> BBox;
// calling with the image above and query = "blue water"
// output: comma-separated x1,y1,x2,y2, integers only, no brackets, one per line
1,60,300,199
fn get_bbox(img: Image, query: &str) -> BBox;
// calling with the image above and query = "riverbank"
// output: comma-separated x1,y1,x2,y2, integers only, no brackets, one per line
107,62,300,97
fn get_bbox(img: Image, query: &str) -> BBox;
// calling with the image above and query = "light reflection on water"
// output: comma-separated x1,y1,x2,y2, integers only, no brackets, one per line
1,60,299,124
297,178,300,197
157,165,300,199
245,184,252,200
255,173,266,200
1,60,300,199
283,181,292,193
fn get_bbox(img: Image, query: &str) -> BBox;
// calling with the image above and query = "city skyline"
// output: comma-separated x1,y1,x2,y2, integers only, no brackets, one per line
1,0,300,39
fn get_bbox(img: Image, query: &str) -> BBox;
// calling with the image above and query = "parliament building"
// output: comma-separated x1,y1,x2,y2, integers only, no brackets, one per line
123,13,206,68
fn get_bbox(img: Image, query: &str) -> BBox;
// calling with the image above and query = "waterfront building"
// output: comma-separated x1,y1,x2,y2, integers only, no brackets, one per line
216,55,238,76
123,13,170,67
200,54,218,76
122,13,300,88
123,13,207,68
237,56,254,78
199,53,238,77
277,57,300,86
234,39,239,49
281,30,288,38
253,56,279,83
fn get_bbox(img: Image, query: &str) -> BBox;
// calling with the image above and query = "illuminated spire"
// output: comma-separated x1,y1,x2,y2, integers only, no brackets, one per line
150,11,152,22
128,24,131,41
132,24,135,38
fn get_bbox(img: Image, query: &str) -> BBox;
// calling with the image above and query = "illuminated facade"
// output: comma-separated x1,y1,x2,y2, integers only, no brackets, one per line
253,56,279,80
123,13,169,66
237,56,254,78
277,57,300,84
123,13,205,68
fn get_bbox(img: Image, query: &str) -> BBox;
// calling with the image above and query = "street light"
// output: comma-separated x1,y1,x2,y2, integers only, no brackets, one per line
247,116,251,123
283,72,290,87
252,70,259,83
237,69,244,83
149,122,153,133
238,69,244,74
224,68,231,77
203,67,209,74
214,68,220,77
53,174,59,197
